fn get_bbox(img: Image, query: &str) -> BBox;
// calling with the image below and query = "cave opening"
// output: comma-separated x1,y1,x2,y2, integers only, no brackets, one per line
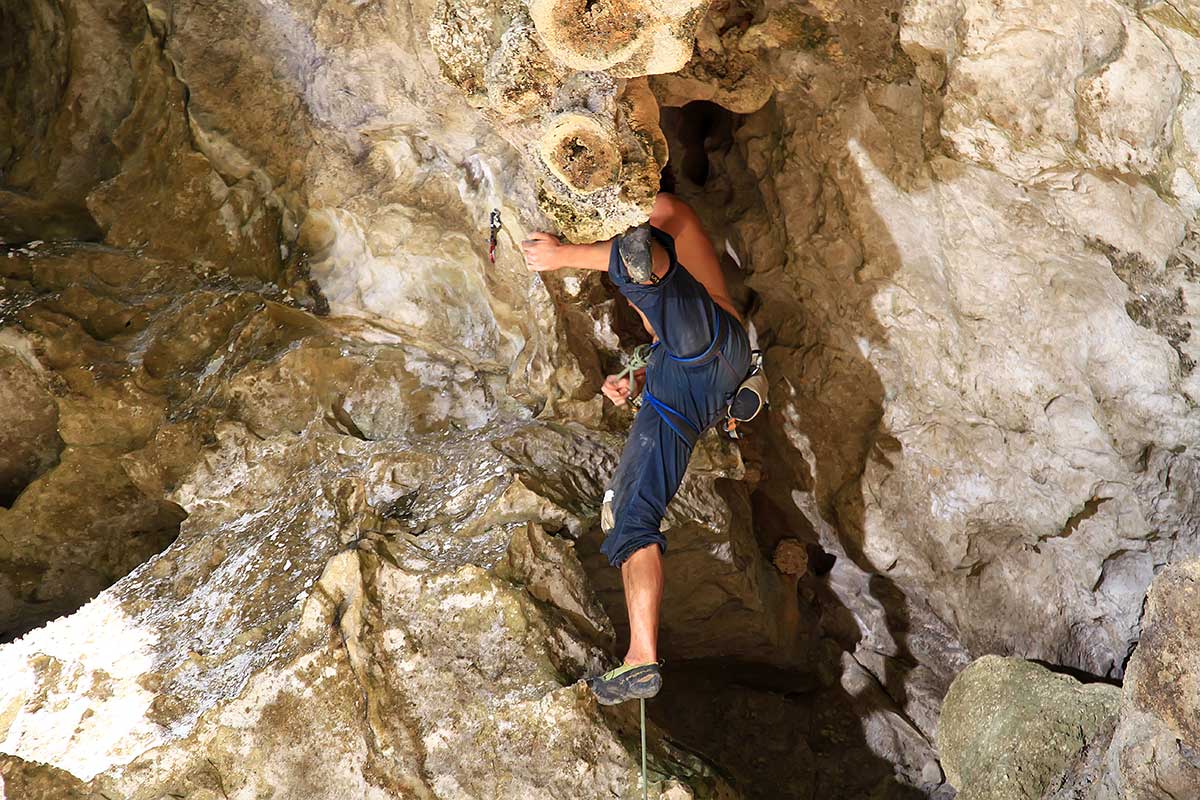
0,0,194,644
0,0,112,243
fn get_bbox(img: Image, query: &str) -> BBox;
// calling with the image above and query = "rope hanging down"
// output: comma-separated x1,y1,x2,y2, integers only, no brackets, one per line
640,698,648,800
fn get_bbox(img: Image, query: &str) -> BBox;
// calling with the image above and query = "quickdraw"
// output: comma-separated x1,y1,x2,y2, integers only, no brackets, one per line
488,208,502,263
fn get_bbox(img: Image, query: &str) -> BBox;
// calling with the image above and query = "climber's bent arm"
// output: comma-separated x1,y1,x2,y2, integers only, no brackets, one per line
648,193,741,323
520,233,660,337
521,235,614,272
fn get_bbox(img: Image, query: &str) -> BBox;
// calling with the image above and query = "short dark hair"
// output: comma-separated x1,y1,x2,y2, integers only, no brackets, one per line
659,163,677,194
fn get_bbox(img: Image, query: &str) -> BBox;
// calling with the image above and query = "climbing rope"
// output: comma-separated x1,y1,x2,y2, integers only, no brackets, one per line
617,343,654,408
640,698,648,800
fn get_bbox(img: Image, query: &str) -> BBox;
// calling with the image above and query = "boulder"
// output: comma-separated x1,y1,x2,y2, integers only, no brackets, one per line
1106,559,1200,799
938,655,1120,800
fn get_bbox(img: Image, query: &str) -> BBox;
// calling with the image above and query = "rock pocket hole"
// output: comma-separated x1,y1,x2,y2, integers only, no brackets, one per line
598,100,743,359
0,353,64,509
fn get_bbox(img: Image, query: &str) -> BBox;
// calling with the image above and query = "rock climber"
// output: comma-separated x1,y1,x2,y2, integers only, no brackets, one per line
522,191,750,705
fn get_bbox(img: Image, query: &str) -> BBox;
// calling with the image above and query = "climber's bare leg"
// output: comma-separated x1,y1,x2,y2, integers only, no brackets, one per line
621,544,663,664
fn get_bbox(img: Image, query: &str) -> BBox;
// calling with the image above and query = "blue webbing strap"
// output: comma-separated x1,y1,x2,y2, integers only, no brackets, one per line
642,389,700,448
667,304,722,365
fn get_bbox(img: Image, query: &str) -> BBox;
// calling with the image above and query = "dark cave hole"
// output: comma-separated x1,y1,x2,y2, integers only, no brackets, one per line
598,100,743,363
578,507,931,800
378,490,419,521
661,101,737,189
0,483,30,510
1029,658,1122,687
808,543,837,576
0,507,186,645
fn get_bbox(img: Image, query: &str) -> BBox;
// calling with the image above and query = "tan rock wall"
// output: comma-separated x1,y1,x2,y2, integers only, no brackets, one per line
2,0,1200,797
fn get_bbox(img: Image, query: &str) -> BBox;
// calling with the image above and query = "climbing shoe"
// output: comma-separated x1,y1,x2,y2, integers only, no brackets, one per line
617,223,656,284
587,661,662,705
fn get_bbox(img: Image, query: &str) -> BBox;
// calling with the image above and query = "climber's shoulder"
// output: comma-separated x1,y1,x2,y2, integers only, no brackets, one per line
649,192,701,236
650,192,686,217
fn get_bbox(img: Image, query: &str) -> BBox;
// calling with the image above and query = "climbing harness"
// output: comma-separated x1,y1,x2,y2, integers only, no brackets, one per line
614,306,769,444
614,311,770,445
723,349,768,439
642,388,701,447
640,698,648,800
488,208,501,263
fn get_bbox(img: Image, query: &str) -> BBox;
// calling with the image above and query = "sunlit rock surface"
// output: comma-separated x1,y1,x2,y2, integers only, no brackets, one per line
2,0,1200,797
0,241,741,798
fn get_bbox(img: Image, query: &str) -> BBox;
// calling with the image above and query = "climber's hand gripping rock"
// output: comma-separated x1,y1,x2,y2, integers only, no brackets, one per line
520,231,565,272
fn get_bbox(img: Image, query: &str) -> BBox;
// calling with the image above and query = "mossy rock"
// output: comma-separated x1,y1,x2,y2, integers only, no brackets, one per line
938,655,1120,800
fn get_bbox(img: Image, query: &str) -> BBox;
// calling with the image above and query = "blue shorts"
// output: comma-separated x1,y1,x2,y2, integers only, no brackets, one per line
599,226,751,567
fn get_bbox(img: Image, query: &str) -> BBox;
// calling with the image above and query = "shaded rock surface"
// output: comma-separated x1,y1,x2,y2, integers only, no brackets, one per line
0,755,95,800
1,0,1200,797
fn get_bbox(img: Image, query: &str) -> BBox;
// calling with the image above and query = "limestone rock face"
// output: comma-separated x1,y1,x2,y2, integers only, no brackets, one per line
0,350,61,507
903,0,1188,187
939,562,1200,800
3,0,1200,796
527,0,709,76
427,0,777,241
427,0,676,241
651,5,775,114
716,0,1200,700
0,244,741,799
0,0,138,241
0,755,94,800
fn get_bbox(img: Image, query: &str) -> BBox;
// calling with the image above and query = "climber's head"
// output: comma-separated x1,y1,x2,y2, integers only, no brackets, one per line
659,163,677,195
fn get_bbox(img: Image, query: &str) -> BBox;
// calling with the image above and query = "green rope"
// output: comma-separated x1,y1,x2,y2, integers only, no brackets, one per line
618,343,654,405
640,698,648,800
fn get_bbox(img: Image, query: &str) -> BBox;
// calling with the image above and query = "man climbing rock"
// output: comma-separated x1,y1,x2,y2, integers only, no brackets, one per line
522,192,750,704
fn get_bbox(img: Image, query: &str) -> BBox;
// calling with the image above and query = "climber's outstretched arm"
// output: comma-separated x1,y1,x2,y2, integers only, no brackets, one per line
521,194,739,321
521,233,669,281
522,233,660,338
521,234,608,271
